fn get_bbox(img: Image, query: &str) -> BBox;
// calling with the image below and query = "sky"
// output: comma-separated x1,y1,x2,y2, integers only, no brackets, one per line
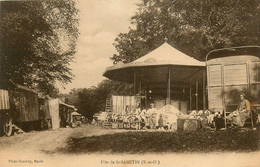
59,0,139,93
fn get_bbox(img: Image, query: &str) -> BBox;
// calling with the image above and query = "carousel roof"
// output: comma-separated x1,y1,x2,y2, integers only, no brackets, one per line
103,42,205,84
132,42,205,66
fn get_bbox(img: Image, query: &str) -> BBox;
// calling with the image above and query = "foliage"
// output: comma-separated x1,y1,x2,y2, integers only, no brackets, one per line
112,0,260,63
0,0,79,96
76,87,100,121
96,79,133,96
63,79,133,120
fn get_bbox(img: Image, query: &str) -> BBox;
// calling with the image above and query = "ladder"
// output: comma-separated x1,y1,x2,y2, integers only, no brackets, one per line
105,97,112,113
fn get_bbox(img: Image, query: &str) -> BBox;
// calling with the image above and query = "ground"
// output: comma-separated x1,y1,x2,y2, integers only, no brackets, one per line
0,125,259,154
0,125,124,154
0,125,260,167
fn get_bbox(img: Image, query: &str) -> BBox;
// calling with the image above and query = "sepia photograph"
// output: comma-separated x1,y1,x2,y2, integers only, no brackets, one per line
0,0,259,167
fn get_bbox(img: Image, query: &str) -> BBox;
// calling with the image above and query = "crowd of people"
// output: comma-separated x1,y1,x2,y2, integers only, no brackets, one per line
103,104,219,131
95,93,256,130
106,103,166,130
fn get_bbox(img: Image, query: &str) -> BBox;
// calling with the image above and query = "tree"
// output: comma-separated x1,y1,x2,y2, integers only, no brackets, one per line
0,0,79,96
96,79,133,96
112,0,259,63
62,79,133,120
77,87,99,121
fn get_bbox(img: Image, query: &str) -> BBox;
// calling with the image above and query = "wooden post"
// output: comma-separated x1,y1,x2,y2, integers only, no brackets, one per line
139,81,142,109
196,80,199,111
144,86,147,109
203,71,206,111
139,81,142,95
221,64,227,129
120,96,122,115
167,67,171,104
133,71,136,96
189,81,192,111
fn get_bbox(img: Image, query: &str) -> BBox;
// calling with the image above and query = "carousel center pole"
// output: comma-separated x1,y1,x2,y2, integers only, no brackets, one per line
167,67,171,104
133,71,136,96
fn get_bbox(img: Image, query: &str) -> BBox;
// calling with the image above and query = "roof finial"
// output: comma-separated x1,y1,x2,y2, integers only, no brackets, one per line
164,37,168,43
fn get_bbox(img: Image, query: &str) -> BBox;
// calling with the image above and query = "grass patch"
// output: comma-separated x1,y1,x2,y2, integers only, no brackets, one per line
64,130,259,154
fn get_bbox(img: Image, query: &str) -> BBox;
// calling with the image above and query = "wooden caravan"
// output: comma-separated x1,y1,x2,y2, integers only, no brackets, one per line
0,86,12,136
0,80,40,136
206,46,260,128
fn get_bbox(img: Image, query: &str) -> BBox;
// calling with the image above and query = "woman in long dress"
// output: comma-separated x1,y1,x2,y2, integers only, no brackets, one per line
227,93,251,127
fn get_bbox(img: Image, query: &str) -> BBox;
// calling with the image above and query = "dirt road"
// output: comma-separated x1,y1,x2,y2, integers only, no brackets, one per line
0,125,122,154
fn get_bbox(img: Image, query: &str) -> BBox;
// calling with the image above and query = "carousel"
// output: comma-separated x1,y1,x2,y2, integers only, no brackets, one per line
103,42,207,130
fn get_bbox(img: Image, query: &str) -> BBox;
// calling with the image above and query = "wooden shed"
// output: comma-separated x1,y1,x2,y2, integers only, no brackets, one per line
11,84,39,123
48,99,77,129
206,46,260,127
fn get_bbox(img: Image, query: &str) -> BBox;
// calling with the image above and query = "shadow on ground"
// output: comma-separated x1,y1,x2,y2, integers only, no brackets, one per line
56,129,260,154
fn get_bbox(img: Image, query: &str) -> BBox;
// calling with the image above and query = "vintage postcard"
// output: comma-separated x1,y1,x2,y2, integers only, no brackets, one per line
0,0,259,167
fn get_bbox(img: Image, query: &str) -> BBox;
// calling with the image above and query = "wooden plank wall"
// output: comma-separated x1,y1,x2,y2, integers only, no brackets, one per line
207,55,260,113
18,90,39,122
